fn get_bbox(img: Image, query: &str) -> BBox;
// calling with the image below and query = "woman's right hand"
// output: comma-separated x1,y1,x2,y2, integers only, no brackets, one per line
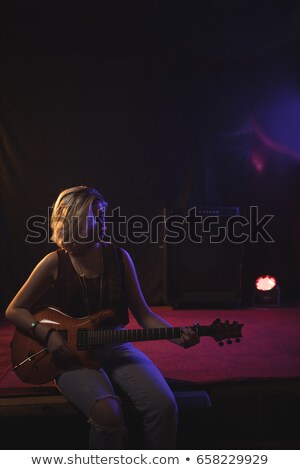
46,330,80,367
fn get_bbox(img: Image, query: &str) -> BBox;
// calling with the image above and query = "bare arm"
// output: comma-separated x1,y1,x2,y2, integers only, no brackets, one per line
5,251,76,361
5,251,58,342
119,248,199,348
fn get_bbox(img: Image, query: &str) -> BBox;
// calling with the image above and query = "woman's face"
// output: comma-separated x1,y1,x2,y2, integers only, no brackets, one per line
91,199,106,240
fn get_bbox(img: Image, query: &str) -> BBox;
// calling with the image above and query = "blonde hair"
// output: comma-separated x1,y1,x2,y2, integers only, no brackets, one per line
50,186,108,253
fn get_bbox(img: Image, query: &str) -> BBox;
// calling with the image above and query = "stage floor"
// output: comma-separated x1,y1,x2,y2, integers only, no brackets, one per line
1,306,300,449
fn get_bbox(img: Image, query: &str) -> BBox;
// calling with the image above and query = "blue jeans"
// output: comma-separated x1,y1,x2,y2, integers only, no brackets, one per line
55,343,178,449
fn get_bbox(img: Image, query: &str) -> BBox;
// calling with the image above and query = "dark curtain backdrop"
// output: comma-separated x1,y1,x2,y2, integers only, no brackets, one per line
1,1,300,312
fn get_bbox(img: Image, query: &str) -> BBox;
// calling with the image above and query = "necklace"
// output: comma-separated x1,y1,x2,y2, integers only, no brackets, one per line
72,247,103,316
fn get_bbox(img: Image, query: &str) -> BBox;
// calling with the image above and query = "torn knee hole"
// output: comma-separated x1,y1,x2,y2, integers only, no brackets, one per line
88,395,124,430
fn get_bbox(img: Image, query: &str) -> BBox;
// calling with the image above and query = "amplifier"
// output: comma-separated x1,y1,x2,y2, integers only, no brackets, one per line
162,207,243,308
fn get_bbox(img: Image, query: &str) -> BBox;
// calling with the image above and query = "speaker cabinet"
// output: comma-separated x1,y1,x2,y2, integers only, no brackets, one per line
163,207,243,308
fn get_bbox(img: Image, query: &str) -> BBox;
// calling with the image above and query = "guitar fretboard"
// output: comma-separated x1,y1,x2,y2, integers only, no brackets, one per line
76,325,209,347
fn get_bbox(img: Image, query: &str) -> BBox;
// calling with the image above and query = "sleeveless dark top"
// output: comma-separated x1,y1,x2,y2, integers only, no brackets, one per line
51,242,129,328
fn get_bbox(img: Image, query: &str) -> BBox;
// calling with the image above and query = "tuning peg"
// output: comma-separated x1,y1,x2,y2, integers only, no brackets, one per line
226,339,232,344
235,338,240,343
218,341,224,346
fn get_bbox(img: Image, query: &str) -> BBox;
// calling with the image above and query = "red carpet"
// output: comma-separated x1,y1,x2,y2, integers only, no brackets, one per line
1,306,300,389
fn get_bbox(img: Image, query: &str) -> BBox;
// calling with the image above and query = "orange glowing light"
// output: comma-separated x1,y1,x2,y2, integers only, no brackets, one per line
255,275,277,291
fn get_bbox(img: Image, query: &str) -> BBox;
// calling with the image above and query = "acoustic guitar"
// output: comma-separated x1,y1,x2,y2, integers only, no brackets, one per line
10,305,243,385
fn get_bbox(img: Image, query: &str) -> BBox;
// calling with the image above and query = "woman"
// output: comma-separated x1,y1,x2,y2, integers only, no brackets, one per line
5,185,199,450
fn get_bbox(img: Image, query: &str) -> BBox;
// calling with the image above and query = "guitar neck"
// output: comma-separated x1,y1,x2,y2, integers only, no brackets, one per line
83,325,209,346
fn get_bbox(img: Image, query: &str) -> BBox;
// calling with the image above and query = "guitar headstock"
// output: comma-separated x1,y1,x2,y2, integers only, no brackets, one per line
211,318,243,346
194,318,243,346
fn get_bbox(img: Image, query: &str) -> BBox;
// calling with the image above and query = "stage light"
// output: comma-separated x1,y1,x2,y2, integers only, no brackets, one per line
253,275,280,307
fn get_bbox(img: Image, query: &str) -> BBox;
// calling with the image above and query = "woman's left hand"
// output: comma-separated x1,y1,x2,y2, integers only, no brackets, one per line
179,327,200,348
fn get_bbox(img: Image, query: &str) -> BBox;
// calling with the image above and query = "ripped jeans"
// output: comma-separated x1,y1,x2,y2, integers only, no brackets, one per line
55,343,178,449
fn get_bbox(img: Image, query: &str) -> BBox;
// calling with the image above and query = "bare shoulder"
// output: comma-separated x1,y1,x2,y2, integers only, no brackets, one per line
117,247,132,264
5,251,59,312
118,246,130,257
117,247,137,273
34,250,58,281
40,250,58,266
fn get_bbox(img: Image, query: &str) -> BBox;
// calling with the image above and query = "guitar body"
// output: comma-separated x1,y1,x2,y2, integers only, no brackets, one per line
10,306,114,385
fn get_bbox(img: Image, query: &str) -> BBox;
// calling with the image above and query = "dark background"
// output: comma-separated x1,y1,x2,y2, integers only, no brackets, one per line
1,0,300,311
